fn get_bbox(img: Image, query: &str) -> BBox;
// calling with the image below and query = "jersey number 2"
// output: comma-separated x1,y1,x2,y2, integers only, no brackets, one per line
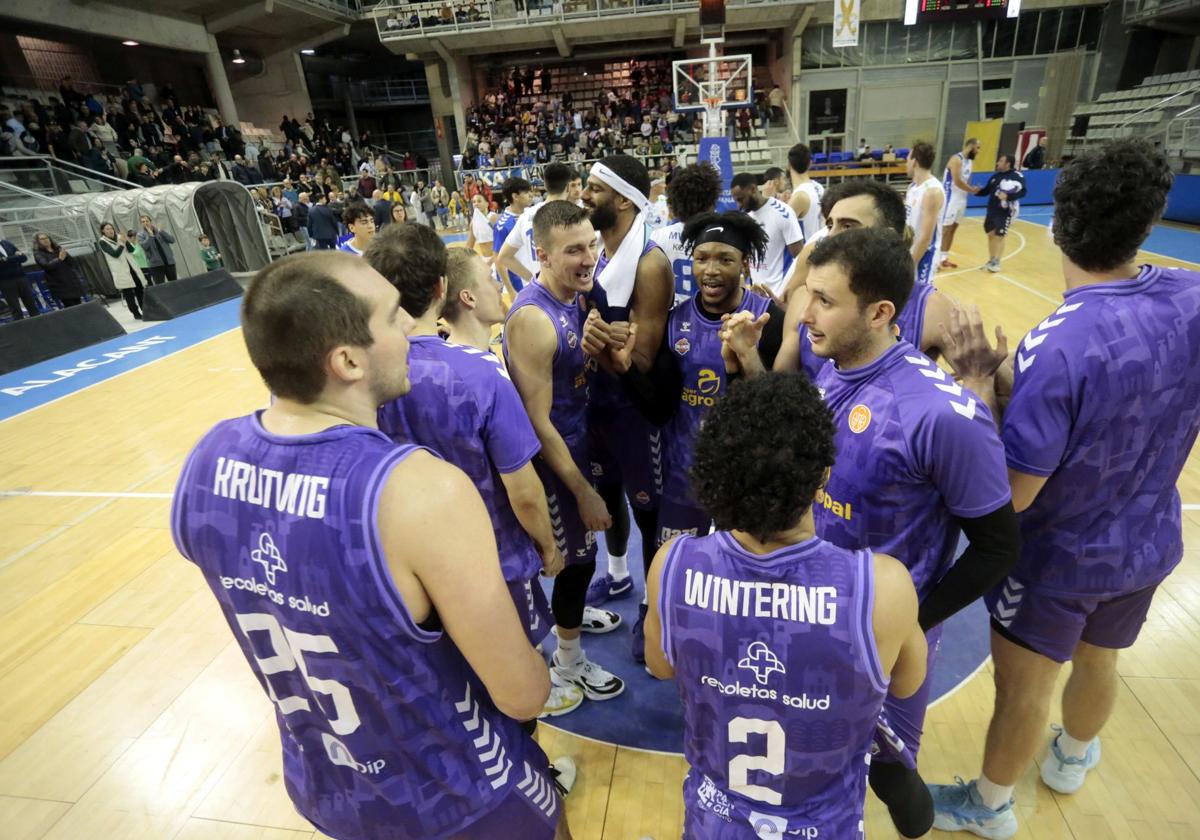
728,717,785,805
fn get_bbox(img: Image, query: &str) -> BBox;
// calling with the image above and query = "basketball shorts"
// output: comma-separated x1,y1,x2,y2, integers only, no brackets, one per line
533,456,598,567
986,575,1160,663
656,494,712,550
588,405,662,511
983,208,1015,236
449,751,561,840
682,770,853,840
914,245,938,286
871,624,943,764
507,578,553,647
942,196,968,226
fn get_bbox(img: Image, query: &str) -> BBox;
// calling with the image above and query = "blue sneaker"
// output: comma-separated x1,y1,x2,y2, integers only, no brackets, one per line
1040,726,1101,794
929,777,1018,839
585,572,633,606
631,603,648,663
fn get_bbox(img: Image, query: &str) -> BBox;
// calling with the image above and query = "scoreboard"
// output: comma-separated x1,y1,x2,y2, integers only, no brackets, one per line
903,0,1020,24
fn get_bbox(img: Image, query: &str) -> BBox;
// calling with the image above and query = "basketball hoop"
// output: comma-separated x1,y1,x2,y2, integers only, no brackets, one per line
673,53,752,138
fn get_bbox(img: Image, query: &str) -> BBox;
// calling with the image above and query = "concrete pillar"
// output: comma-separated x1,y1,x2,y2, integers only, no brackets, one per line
343,85,359,142
424,56,474,180
204,36,240,128
229,50,314,134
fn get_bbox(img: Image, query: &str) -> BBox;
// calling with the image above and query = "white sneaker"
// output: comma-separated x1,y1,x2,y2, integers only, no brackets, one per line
551,652,626,701
1040,726,1101,794
538,684,584,718
985,259,1001,273
580,606,622,634
549,756,577,796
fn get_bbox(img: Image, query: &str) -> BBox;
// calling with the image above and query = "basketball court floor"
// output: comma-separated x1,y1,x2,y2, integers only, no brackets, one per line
1,210,1198,840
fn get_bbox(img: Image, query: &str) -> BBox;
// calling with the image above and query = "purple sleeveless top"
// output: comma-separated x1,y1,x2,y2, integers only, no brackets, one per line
663,291,771,505
503,279,592,455
172,414,535,839
659,531,886,838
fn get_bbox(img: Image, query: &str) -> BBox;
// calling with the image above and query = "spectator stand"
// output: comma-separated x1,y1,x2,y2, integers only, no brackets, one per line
807,148,910,185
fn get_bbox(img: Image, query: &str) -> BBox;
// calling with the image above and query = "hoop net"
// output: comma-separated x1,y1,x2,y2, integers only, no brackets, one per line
672,54,753,137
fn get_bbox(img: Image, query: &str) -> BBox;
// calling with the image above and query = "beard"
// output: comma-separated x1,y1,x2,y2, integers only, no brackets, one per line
589,202,617,232
967,150,978,160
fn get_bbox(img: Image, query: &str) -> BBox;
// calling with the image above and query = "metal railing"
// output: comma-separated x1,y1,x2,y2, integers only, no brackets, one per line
0,155,139,197
373,0,797,40
1122,0,1200,25
344,78,430,105
0,182,97,256
0,73,125,98
1165,106,1200,157
1116,84,1200,133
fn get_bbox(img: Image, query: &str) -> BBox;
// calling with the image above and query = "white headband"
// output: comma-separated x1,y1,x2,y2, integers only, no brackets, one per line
589,162,651,214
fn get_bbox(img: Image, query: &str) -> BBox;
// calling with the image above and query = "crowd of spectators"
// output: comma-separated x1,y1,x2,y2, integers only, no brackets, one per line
382,0,489,31
0,77,440,196
458,60,781,175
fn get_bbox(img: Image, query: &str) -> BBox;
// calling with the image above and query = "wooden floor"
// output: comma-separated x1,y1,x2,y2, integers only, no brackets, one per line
1,216,1198,840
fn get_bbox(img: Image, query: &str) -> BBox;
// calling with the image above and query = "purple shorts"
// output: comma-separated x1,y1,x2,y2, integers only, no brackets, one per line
656,495,712,549
682,770,859,839
533,457,598,567
449,751,560,840
986,575,1160,663
872,625,943,766
508,578,553,647
588,405,662,511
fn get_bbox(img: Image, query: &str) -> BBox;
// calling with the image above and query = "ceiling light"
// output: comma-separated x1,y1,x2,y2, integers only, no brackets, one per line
122,40,139,46
231,49,246,65
300,48,316,55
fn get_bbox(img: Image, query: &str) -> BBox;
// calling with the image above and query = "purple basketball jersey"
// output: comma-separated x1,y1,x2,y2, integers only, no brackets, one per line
814,341,1011,598
663,291,771,508
795,325,830,382
659,531,887,838
1003,265,1200,597
894,281,933,354
503,279,592,456
378,336,542,583
171,415,544,839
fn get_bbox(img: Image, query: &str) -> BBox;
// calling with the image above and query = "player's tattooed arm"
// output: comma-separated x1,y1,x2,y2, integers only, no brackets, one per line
628,248,674,373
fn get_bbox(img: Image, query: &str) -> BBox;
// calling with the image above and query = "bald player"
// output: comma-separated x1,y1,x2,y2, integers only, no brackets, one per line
938,137,981,269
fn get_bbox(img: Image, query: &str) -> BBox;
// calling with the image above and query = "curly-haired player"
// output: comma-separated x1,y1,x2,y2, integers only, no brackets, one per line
643,371,927,839
651,163,723,304
929,140,1200,838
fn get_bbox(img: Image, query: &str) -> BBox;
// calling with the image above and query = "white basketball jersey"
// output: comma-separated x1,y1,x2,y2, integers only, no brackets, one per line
792,180,825,241
906,177,944,256
651,221,692,306
942,152,973,204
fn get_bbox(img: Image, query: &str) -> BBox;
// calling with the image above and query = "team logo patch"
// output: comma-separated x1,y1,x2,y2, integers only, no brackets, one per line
697,368,720,395
566,331,578,349
738,640,785,685
250,531,287,584
680,321,691,333
674,337,691,355
848,404,871,434
635,491,650,505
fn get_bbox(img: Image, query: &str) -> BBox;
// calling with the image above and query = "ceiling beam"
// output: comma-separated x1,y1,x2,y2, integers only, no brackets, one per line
206,0,274,35
552,27,572,58
673,16,686,48
266,23,351,59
